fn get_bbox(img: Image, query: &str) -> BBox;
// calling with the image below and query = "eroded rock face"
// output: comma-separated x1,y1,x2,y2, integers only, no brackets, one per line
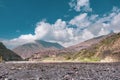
0,62,120,80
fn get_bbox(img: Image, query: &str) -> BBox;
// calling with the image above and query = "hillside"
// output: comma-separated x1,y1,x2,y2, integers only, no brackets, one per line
72,32,120,62
53,33,120,62
28,33,120,62
0,42,22,61
13,40,64,59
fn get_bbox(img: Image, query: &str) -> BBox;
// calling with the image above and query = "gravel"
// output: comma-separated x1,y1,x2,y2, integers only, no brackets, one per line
0,62,120,80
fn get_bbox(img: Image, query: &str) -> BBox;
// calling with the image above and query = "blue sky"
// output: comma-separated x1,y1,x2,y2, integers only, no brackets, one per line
0,0,120,49
0,0,70,39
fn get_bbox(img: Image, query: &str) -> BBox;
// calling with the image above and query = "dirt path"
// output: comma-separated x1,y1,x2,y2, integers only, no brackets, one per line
0,62,120,80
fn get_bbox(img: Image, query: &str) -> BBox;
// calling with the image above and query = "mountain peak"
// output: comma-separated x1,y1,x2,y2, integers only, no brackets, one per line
35,40,64,49
13,40,64,59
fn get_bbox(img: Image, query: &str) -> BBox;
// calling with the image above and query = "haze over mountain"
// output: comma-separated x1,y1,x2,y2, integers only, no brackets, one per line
0,42,22,61
13,40,64,59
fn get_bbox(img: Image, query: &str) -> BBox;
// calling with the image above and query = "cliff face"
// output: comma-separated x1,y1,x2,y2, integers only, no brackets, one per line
0,42,22,61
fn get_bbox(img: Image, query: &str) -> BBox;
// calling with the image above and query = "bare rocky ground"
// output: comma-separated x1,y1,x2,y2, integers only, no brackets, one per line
0,62,120,80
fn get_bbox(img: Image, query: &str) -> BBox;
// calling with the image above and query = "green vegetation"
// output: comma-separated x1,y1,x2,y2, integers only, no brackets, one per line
36,50,101,62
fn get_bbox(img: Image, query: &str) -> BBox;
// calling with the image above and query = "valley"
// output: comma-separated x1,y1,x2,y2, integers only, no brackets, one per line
0,0,120,79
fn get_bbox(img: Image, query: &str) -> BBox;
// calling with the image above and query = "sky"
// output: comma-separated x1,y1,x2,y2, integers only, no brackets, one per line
0,0,120,49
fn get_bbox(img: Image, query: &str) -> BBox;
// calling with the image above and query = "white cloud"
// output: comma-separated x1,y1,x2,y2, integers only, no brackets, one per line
110,13,120,33
95,7,120,34
2,34,36,49
69,13,90,27
82,29,94,40
19,34,35,40
98,28,109,36
69,0,92,12
34,21,51,39
34,19,73,42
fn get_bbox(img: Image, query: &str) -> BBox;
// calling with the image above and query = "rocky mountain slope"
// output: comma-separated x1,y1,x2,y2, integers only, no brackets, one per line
13,40,64,59
54,33,120,62
28,33,120,62
72,32,120,62
0,42,22,61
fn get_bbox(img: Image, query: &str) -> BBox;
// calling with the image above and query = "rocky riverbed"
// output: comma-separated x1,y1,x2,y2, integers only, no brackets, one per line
0,62,120,80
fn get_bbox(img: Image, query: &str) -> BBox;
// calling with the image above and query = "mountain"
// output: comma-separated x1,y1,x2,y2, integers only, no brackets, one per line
71,32,120,62
28,32,120,62
59,35,107,53
13,40,64,59
28,34,107,61
52,32,120,62
0,42,22,61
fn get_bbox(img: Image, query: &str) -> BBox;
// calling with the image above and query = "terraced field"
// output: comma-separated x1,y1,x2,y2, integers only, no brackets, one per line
0,62,120,80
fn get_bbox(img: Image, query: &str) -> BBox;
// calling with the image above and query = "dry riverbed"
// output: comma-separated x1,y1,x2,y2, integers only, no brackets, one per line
0,62,120,80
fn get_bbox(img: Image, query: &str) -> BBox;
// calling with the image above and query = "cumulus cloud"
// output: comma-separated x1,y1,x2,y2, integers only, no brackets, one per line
89,7,120,35
2,34,36,49
69,0,92,12
69,13,90,27
34,21,51,39
34,19,73,42
2,6,120,49
82,29,94,40
98,28,110,36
